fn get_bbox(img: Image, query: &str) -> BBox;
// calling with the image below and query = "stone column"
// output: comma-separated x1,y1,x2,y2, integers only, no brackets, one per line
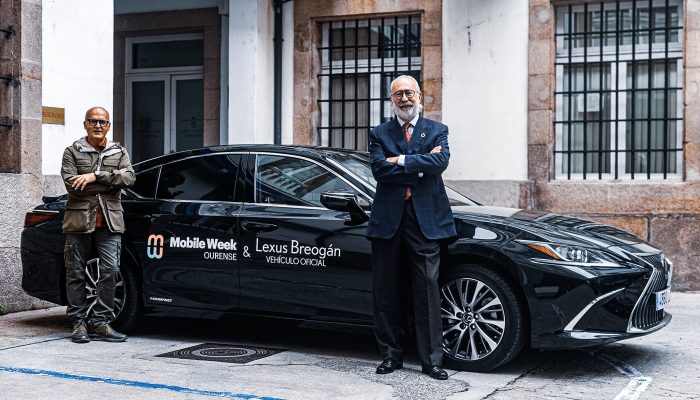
0,0,47,314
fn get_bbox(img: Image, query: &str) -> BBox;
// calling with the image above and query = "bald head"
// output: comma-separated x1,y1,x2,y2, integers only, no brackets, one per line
85,107,109,120
83,107,111,148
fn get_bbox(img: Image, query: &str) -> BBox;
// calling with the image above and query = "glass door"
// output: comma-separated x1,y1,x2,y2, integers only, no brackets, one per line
127,76,169,163
126,74,203,162
172,75,204,152
125,34,204,163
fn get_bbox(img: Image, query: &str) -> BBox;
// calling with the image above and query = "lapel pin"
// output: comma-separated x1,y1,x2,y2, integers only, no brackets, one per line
420,132,426,138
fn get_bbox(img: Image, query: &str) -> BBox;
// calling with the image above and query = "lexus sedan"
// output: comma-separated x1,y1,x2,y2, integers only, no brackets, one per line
21,145,672,371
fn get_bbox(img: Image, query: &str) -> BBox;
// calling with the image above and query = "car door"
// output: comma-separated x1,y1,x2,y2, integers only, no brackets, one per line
138,153,246,311
237,152,374,324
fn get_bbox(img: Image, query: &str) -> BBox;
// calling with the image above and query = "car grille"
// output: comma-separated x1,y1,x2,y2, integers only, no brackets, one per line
629,254,671,331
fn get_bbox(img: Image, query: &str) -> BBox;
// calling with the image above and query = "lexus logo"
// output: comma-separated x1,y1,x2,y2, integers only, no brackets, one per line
147,234,164,259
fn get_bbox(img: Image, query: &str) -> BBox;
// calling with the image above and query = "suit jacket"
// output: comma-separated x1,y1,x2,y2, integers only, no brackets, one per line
367,117,456,240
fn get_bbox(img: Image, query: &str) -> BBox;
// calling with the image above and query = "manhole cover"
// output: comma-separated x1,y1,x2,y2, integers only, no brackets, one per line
157,343,287,364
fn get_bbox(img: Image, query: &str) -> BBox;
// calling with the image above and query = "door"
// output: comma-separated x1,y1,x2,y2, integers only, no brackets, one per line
127,75,204,163
237,153,374,324
140,153,246,311
125,34,205,163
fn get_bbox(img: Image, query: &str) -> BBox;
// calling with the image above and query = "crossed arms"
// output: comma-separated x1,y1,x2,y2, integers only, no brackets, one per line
369,126,450,185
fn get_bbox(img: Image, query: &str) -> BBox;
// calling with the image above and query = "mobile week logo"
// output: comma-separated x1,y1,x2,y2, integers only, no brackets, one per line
147,234,164,259
146,234,237,260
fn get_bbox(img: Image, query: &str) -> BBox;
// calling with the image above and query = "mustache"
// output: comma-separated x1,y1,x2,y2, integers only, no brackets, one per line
398,102,414,108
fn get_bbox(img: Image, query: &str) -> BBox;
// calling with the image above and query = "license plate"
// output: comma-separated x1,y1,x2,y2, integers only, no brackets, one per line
655,287,672,311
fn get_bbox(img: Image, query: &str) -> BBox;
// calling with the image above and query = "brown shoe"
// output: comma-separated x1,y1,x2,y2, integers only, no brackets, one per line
71,321,90,343
88,323,127,342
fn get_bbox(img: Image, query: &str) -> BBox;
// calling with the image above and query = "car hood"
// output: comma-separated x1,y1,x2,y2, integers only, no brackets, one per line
451,205,660,255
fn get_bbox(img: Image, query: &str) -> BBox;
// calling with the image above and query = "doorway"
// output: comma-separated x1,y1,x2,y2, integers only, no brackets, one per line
125,34,204,162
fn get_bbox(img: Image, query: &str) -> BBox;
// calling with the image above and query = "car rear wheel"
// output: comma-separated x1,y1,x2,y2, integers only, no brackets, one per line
84,256,142,333
440,264,525,372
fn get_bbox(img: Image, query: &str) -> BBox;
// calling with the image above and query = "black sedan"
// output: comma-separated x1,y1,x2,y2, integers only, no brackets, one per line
21,145,672,371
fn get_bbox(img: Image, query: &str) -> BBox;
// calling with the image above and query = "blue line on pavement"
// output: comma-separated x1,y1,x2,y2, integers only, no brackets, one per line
0,365,285,400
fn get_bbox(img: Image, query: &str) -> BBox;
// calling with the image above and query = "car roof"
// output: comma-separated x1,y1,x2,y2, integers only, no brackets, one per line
133,144,369,171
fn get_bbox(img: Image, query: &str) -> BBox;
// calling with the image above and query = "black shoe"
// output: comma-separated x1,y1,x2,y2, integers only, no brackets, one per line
71,321,90,343
88,323,127,342
421,365,448,380
376,359,403,374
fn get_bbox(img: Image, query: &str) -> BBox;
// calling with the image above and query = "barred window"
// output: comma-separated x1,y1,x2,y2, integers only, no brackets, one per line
554,0,683,180
318,16,421,151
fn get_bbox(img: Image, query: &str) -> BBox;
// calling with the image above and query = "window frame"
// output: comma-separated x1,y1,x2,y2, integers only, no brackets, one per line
145,152,247,204
251,152,373,210
317,16,422,150
553,0,684,180
125,33,205,75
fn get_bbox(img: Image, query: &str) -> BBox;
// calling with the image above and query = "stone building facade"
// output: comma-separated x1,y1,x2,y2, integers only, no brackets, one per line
0,0,698,313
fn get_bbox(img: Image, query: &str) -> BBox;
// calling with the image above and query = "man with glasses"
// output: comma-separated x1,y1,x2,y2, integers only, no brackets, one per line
61,107,135,343
368,75,455,380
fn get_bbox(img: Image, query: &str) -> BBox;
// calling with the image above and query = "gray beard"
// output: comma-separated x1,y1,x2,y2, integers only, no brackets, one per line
392,101,422,122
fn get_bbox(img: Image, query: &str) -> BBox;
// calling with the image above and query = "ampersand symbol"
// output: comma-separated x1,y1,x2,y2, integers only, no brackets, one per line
243,246,250,258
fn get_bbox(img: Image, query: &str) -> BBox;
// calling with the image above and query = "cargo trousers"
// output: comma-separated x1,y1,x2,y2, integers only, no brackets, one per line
64,231,121,326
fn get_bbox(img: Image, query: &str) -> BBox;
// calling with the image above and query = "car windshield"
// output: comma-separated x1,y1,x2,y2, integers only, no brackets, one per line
326,152,479,206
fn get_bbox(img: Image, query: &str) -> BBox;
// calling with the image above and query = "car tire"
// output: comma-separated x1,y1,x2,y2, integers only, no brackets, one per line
440,263,525,372
110,256,143,333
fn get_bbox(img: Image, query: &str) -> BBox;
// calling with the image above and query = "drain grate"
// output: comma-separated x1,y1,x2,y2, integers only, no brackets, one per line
157,343,287,364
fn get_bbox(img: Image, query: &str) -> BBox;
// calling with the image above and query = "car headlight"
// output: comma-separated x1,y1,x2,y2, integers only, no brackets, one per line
516,240,621,267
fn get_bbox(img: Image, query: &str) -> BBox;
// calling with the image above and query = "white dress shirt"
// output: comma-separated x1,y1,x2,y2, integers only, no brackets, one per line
395,114,423,177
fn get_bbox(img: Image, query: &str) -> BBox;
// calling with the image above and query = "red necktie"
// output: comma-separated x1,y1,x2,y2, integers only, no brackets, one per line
403,122,411,200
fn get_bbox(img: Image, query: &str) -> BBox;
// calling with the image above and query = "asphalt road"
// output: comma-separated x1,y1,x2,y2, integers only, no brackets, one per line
0,293,698,400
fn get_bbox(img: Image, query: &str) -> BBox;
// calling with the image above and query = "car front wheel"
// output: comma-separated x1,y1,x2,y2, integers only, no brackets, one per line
440,264,526,372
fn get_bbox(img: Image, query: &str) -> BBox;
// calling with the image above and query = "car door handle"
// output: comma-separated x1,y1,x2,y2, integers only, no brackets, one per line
242,221,279,232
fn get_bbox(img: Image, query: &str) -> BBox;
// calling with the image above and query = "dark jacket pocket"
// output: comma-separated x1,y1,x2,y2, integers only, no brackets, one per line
77,162,93,174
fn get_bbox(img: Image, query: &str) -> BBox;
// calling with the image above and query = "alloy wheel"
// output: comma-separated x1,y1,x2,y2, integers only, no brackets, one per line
84,258,126,320
441,277,506,360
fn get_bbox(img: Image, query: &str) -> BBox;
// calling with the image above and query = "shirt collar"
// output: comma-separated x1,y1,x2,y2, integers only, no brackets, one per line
396,114,419,128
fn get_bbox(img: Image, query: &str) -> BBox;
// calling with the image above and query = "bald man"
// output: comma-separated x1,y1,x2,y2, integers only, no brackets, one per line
61,107,135,343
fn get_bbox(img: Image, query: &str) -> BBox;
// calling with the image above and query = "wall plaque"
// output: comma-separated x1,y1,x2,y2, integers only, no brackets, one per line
42,106,65,125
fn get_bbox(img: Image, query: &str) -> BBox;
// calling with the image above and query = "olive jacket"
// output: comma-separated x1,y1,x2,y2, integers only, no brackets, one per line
60,137,136,233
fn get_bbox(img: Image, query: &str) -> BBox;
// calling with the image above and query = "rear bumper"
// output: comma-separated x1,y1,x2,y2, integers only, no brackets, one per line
21,227,65,305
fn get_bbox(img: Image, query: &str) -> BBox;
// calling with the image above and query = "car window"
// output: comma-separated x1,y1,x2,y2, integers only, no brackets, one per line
255,155,361,207
156,155,243,202
130,167,159,198
326,151,479,206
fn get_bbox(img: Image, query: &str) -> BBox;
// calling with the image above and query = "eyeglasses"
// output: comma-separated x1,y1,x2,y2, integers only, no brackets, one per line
391,90,419,100
86,119,110,127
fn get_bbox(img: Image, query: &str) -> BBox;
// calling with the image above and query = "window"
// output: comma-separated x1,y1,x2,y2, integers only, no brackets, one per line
130,167,160,198
156,155,243,202
255,155,365,208
318,16,421,151
554,1,683,180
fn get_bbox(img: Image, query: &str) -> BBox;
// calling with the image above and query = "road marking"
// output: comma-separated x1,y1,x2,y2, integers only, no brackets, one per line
589,352,652,400
0,365,284,400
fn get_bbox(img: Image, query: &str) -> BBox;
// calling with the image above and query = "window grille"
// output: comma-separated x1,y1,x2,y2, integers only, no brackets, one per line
318,16,421,151
554,0,683,180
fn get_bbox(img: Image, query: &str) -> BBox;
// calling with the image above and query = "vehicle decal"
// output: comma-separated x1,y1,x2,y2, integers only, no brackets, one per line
149,296,173,303
253,238,341,267
146,234,238,261
146,234,164,259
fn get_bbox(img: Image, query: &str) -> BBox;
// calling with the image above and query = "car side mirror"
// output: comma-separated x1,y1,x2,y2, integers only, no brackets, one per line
321,190,369,224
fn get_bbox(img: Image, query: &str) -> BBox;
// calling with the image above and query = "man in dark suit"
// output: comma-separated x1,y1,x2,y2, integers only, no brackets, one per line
368,75,456,380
